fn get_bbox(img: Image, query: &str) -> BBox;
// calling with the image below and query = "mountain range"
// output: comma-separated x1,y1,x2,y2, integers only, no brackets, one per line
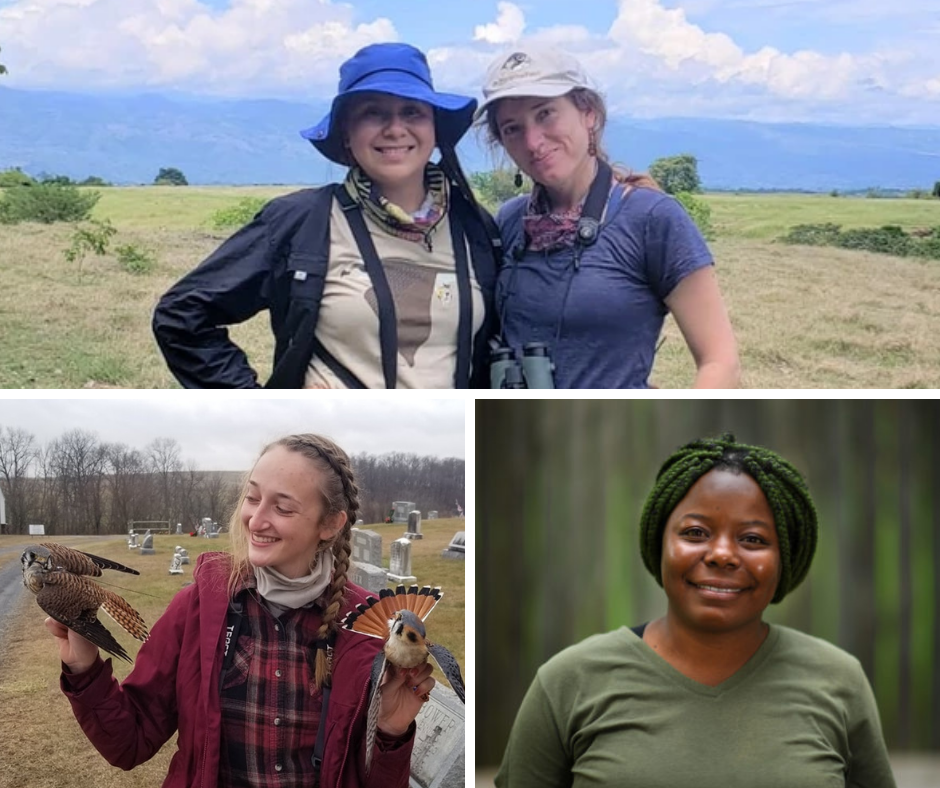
2,86,939,192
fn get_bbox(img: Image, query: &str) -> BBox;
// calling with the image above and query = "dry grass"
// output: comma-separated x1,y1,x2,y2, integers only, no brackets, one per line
651,237,940,388
2,188,938,388
0,521,464,787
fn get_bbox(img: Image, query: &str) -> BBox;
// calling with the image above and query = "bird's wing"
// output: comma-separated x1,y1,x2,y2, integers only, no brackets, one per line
427,641,465,703
35,573,132,663
364,650,387,775
99,586,149,643
42,542,140,576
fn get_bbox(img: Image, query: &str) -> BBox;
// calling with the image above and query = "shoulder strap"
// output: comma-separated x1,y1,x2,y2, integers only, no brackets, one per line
335,186,399,390
265,188,334,389
449,211,473,388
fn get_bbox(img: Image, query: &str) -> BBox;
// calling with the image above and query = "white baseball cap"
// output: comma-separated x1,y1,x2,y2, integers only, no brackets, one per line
474,47,597,122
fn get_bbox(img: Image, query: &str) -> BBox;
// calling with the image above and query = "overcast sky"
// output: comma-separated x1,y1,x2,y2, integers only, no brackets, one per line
0,395,466,471
1,0,938,124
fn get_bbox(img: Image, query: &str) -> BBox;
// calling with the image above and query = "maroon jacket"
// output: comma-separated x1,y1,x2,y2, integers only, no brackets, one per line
60,553,414,787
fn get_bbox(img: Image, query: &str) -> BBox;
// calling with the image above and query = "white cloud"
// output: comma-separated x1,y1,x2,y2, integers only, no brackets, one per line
0,0,398,94
473,1,525,45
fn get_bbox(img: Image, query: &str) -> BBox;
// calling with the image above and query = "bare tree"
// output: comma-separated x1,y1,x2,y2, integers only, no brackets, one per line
105,442,149,532
146,437,182,525
47,429,109,534
0,426,38,532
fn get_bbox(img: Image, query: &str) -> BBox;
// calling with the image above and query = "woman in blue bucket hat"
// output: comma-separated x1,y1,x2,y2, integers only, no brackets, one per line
153,43,499,389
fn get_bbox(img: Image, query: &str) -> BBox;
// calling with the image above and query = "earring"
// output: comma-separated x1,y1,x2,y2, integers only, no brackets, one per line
514,169,523,188
588,129,598,158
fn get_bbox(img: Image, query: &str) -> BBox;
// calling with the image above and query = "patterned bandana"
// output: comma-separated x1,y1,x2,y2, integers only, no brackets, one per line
523,183,585,253
344,163,448,247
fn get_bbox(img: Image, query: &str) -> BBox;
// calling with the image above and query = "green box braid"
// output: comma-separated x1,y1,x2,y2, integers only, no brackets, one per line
639,433,818,604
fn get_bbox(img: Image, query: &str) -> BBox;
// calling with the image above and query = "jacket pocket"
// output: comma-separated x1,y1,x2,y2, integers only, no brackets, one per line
220,634,255,691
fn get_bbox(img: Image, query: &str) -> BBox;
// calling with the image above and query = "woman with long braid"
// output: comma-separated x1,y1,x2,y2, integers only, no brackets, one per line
45,433,426,787
496,434,896,787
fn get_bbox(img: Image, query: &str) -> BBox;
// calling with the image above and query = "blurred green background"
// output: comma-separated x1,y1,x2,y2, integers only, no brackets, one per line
476,399,939,767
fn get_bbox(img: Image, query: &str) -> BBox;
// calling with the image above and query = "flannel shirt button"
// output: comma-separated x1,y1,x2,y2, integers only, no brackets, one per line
275,764,283,772
275,669,282,677
274,717,281,726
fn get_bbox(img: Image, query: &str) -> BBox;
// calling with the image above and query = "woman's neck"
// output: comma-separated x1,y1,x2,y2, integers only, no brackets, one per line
544,157,598,212
643,613,770,686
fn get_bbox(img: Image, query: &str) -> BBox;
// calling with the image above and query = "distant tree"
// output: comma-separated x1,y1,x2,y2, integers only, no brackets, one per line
40,173,75,186
79,175,111,187
154,167,188,186
0,45,7,75
933,181,940,199
829,189,840,198
470,168,528,212
649,154,702,196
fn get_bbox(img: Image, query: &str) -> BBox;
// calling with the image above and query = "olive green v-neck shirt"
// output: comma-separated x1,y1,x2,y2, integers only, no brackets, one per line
494,625,895,788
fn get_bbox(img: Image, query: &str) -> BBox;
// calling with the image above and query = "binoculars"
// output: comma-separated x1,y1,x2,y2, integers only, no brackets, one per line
490,342,555,389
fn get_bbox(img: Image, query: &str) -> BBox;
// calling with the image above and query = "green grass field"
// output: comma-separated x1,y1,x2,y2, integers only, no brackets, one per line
0,519,464,787
0,187,938,388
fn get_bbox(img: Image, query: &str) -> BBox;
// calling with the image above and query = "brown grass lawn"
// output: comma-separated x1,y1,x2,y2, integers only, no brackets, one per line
0,188,938,388
0,520,464,788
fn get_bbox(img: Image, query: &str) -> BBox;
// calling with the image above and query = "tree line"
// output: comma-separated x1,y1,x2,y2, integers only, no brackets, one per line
0,426,464,535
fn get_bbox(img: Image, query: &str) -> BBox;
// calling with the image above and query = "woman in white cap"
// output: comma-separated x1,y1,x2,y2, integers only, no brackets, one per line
154,43,499,389
476,48,740,389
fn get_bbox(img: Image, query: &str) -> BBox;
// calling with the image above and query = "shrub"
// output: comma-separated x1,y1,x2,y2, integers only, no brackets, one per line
780,223,843,246
209,197,269,230
63,218,117,277
114,243,157,274
836,225,911,256
0,183,100,224
0,167,36,187
470,169,528,213
675,191,715,240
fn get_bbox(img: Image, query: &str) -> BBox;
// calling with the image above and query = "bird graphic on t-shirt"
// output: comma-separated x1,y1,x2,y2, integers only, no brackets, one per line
341,585,465,772
21,543,150,662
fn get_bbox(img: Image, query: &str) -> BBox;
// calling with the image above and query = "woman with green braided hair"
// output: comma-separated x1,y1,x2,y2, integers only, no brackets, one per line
495,434,896,788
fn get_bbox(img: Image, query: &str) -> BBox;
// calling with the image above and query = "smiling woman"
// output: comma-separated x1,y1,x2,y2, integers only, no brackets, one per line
494,434,897,788
153,42,501,389
45,433,431,788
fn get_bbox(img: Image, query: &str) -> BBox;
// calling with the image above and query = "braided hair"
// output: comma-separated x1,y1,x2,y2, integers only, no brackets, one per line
227,433,360,689
639,433,818,604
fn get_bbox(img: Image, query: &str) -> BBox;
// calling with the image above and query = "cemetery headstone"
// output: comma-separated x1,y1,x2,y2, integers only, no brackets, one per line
168,553,184,575
392,501,416,523
176,546,190,565
388,537,417,583
427,511,438,520
409,685,465,788
351,528,383,569
404,510,423,540
350,562,387,594
440,531,466,561
140,531,155,556
127,533,139,550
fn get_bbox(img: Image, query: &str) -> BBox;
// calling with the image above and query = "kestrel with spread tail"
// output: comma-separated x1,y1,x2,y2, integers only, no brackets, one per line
21,543,150,663
342,585,465,772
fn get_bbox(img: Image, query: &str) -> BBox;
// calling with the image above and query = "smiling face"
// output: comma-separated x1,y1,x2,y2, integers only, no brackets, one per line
494,94,596,203
240,445,346,578
343,92,435,202
661,469,781,634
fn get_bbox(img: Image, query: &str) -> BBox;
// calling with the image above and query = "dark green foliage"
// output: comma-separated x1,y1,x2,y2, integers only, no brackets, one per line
933,181,940,199
780,223,940,260
154,167,188,186
79,176,111,187
648,154,702,196
40,173,74,186
638,433,818,604
0,183,100,224
674,191,714,240
209,196,268,230
0,167,36,187
470,168,528,212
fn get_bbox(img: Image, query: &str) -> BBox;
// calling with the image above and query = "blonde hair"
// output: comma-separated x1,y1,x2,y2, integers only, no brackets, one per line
483,87,661,191
225,433,360,689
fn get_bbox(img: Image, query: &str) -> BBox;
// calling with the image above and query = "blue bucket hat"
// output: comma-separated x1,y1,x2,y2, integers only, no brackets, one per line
300,43,477,165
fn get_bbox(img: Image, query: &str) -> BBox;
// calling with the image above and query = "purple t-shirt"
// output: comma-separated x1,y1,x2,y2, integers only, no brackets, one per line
494,186,713,389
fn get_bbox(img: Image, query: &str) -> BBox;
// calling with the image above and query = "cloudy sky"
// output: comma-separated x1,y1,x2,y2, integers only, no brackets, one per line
1,0,938,124
0,395,466,470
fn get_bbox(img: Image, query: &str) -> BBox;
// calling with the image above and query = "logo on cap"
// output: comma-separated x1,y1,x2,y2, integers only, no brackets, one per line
502,53,530,71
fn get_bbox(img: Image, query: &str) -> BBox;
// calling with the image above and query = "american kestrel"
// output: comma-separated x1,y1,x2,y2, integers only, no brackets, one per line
342,585,465,772
21,543,150,663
